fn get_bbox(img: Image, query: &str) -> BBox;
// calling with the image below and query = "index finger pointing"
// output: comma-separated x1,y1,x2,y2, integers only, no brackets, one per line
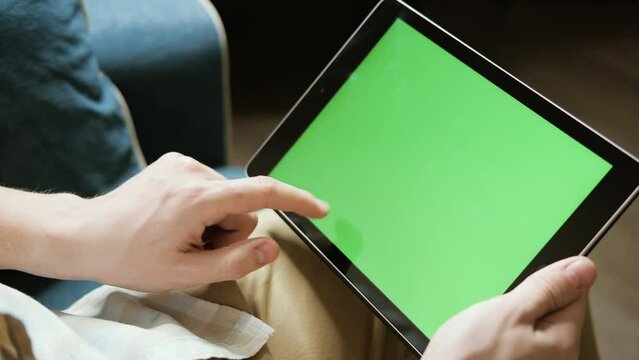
213,176,330,217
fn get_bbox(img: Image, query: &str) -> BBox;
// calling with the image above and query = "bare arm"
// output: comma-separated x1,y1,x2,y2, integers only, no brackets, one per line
0,188,85,274
0,153,329,291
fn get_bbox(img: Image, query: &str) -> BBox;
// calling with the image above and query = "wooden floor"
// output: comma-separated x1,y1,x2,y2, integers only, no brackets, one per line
228,4,639,358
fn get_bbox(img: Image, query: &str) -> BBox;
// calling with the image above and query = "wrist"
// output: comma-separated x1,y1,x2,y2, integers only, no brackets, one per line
0,188,45,270
34,193,93,280
0,188,90,279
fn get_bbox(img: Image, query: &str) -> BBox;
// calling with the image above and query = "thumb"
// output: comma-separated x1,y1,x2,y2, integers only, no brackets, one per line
190,237,280,284
510,256,597,321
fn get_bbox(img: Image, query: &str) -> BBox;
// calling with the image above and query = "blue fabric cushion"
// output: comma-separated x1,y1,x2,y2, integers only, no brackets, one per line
84,0,230,167
215,166,246,180
34,280,102,311
0,0,140,196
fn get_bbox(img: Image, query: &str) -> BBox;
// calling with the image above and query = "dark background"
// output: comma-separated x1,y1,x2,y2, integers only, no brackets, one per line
211,0,639,117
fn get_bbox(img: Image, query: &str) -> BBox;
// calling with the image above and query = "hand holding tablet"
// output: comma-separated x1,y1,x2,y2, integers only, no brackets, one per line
423,256,596,359
248,0,639,355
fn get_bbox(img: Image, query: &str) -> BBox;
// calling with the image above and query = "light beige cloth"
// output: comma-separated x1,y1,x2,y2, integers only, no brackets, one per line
0,282,272,359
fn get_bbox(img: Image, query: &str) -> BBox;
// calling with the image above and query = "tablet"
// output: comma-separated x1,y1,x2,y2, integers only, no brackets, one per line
247,0,639,355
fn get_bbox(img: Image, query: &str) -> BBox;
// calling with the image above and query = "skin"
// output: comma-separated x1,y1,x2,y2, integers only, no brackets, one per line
0,152,596,358
0,152,329,291
423,256,597,360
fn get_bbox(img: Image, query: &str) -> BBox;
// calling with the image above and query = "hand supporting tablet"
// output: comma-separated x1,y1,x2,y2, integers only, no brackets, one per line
423,256,596,359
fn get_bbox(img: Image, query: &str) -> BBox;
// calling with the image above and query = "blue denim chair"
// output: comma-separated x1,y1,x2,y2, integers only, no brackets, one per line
84,0,232,168
0,0,240,310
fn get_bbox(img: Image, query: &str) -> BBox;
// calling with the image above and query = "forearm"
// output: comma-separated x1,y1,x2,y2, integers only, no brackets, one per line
0,187,85,277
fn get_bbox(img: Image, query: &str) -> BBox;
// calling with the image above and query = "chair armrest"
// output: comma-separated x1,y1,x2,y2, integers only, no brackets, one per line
84,0,232,167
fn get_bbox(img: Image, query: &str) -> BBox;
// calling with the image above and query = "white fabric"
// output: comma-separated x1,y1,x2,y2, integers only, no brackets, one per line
0,283,272,359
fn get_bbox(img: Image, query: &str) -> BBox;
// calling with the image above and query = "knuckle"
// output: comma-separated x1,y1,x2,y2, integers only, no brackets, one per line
255,175,273,187
161,151,184,160
255,175,277,195
224,253,250,280
222,181,247,200
533,274,563,310
179,156,206,173
152,152,183,169
495,295,521,325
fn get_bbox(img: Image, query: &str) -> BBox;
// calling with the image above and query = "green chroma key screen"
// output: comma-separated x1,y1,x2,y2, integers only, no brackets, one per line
269,19,611,337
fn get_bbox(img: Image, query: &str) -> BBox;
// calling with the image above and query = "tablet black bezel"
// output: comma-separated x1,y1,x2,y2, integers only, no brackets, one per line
247,0,639,355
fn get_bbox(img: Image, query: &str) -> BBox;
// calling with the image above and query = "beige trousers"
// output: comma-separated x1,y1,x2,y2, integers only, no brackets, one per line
189,211,599,360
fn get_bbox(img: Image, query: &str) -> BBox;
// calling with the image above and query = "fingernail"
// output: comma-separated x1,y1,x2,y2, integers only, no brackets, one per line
565,260,590,289
319,200,330,213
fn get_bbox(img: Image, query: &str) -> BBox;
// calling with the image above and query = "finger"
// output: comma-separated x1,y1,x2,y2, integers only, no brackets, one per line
211,176,329,218
217,213,259,233
535,292,589,336
202,213,259,248
533,293,589,358
188,237,280,284
510,256,597,322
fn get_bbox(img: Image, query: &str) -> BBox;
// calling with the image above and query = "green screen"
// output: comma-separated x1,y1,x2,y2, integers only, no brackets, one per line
269,19,611,337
